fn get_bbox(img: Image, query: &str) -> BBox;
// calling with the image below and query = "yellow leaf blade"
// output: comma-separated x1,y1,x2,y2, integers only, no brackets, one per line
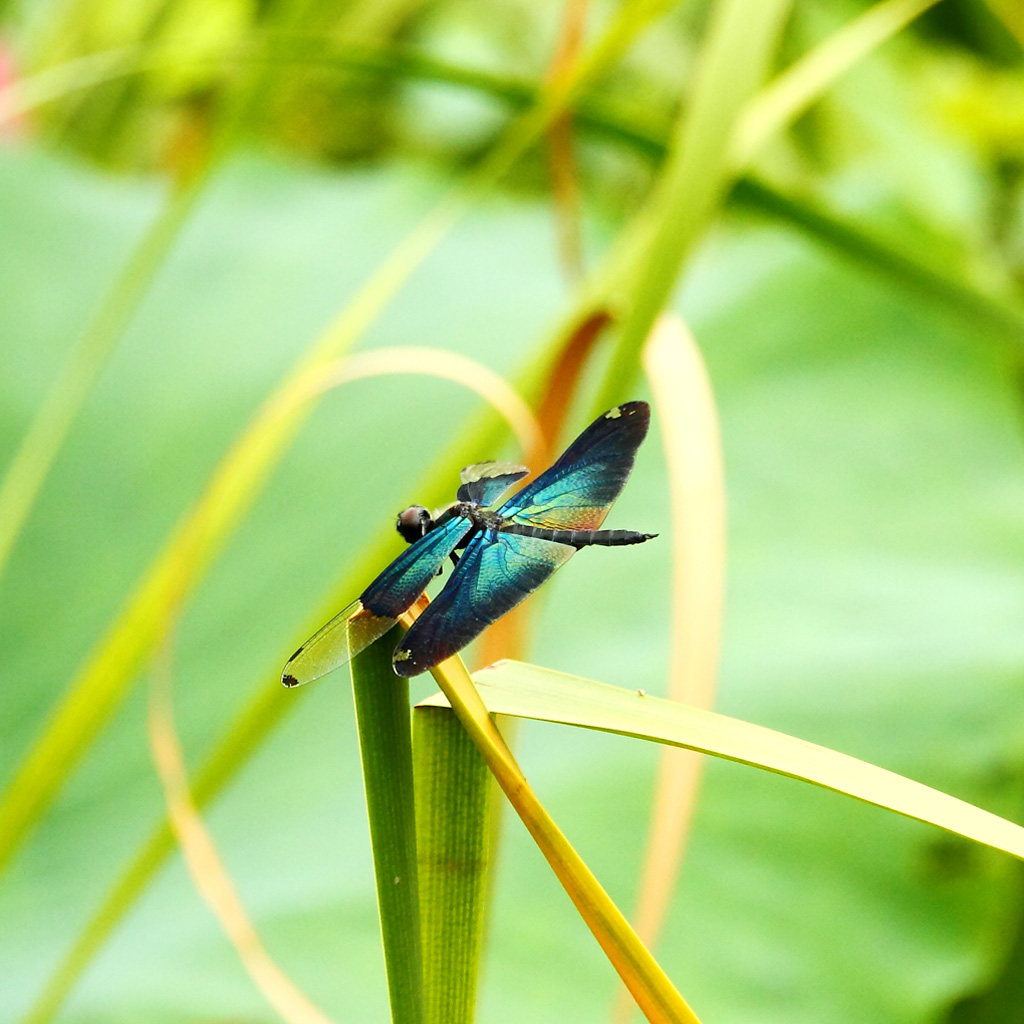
412,647,702,1024
421,661,1024,862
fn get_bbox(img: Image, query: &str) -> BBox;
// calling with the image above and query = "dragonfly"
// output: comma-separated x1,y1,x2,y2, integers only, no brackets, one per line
282,400,656,685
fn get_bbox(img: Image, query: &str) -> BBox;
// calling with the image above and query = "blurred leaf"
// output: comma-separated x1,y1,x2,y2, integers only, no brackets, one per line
147,637,335,1024
984,0,1024,50
731,176,1024,353
0,0,351,589
9,36,1023,358
944,868,1024,1022
619,317,726,952
0,177,200,583
607,315,727,1024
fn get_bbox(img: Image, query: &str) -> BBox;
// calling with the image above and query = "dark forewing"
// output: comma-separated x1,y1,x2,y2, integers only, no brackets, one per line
457,461,529,506
392,529,574,676
497,401,649,530
361,514,473,618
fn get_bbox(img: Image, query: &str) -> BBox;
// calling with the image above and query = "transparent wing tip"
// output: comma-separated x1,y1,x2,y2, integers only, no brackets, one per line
280,599,397,689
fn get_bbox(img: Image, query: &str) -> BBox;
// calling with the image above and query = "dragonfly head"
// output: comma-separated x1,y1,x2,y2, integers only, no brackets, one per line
396,505,433,545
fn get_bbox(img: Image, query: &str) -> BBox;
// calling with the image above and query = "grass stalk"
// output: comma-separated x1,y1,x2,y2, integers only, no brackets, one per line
732,176,1024,352
18,680,296,1024
0,0,329,585
592,0,793,413
414,704,492,1024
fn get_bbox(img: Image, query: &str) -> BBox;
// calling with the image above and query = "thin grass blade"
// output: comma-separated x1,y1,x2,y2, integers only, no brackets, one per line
15,41,1017,360
19,676,295,1024
732,0,942,166
617,316,725,960
731,177,1024,353
0,177,202,582
0,0,336,584
147,642,335,1024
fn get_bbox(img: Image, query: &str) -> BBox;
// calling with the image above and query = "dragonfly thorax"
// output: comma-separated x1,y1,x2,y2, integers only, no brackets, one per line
453,502,506,532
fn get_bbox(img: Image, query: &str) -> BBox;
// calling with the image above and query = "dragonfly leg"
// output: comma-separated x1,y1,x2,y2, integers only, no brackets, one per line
434,551,460,575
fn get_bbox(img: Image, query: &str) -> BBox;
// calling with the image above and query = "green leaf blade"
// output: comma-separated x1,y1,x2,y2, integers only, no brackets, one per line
413,704,492,1024
351,627,424,1024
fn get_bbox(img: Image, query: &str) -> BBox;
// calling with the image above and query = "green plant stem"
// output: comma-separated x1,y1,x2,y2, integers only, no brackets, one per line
351,627,424,1024
414,704,491,1024
731,0,942,165
421,657,700,1024
592,0,793,413
731,177,1024,350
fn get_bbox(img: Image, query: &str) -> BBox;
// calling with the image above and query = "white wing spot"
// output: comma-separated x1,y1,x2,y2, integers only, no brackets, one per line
605,406,622,419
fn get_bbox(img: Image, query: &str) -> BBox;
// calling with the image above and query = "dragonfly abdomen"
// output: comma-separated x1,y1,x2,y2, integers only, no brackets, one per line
500,523,656,549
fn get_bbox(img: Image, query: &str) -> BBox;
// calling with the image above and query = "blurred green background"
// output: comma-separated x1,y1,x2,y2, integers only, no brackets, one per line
3,0,1024,1021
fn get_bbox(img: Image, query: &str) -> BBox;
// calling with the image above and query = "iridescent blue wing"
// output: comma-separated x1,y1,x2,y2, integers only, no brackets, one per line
497,401,649,530
361,513,474,617
457,461,529,506
281,600,396,688
392,529,574,676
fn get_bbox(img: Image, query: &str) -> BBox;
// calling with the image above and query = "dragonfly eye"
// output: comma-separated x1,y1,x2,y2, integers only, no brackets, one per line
396,505,433,545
